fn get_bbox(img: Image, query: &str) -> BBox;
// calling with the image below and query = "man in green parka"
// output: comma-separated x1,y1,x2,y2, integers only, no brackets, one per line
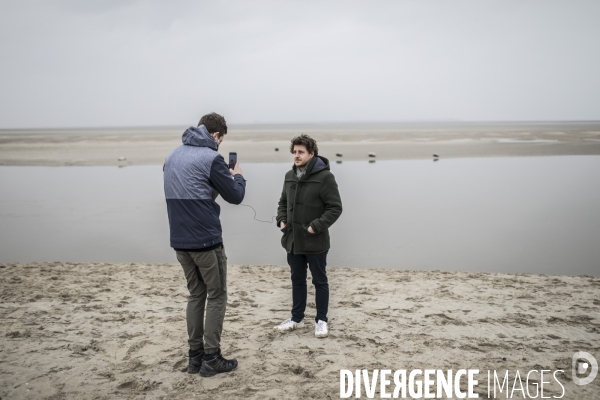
274,134,343,338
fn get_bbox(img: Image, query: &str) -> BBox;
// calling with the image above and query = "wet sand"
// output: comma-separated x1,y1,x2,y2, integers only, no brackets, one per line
1,122,600,166
1,262,599,399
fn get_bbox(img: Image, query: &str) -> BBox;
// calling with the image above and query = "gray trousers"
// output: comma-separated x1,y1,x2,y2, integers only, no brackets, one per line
176,245,228,355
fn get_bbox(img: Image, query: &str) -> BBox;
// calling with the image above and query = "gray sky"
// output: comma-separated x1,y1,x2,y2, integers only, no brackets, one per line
1,0,599,128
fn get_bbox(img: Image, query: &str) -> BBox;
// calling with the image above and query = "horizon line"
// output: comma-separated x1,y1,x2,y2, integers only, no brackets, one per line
2,119,600,131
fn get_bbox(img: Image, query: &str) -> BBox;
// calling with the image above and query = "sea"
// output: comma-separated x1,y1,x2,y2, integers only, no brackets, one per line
1,153,599,276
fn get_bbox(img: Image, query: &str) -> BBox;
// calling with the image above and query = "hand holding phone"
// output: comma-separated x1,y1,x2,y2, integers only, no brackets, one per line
228,152,243,176
228,152,237,170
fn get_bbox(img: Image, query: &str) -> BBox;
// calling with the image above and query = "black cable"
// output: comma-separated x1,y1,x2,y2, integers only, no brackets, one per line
240,204,277,223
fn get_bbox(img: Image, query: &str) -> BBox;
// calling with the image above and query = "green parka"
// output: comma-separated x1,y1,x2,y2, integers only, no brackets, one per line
277,155,343,254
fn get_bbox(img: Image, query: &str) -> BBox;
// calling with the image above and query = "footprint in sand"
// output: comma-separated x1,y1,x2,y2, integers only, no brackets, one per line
172,358,188,372
123,339,150,360
424,313,467,326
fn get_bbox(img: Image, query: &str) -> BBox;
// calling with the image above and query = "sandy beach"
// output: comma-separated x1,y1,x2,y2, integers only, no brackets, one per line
1,122,600,166
1,262,599,399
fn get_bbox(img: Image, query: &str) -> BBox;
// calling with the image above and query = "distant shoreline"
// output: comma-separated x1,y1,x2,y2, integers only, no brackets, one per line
1,122,599,166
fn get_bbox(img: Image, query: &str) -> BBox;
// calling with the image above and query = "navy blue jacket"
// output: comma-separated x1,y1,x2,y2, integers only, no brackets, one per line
164,125,246,249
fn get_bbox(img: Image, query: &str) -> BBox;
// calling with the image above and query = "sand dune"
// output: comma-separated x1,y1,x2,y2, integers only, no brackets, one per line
1,262,598,399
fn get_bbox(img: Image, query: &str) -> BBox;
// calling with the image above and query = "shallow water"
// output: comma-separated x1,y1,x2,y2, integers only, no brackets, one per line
1,156,599,275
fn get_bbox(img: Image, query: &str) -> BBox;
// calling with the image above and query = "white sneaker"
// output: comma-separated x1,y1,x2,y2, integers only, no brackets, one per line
274,318,304,332
315,320,328,338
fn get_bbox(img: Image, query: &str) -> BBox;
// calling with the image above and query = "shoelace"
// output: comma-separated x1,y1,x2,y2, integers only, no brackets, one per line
213,356,236,369
280,319,294,328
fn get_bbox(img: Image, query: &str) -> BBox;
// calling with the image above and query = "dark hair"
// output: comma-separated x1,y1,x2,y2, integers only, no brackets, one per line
198,112,227,136
290,134,318,156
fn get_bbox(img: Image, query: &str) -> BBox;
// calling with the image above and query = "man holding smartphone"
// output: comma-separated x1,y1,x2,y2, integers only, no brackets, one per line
163,112,245,377
275,134,343,338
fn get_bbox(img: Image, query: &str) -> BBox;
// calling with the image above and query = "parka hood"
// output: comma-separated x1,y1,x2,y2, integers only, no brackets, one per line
294,155,330,177
181,125,218,150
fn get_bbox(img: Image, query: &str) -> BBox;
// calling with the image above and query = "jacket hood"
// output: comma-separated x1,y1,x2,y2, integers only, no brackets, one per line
294,155,330,177
181,125,218,150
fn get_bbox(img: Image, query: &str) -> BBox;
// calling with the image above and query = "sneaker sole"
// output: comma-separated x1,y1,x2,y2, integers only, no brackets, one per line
315,333,328,338
274,323,305,332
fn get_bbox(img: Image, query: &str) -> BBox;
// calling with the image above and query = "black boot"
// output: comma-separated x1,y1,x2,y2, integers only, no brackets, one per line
199,349,238,377
187,349,204,374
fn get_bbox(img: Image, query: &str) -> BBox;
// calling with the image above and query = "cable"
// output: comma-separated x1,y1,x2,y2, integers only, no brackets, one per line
239,203,277,223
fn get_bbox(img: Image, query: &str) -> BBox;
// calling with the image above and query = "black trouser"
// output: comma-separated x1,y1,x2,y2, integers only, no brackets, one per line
287,250,329,323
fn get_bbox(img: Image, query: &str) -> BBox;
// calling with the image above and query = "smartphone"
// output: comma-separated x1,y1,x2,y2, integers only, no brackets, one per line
228,152,237,170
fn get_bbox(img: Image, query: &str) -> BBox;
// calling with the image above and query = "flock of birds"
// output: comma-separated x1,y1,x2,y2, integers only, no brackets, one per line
273,148,440,163
118,150,440,164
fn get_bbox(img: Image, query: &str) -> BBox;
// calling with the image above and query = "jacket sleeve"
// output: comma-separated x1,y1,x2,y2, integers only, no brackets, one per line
276,180,287,227
310,173,342,233
209,154,246,205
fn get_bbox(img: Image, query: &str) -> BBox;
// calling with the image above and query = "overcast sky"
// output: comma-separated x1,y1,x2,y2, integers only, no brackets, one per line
1,1,599,128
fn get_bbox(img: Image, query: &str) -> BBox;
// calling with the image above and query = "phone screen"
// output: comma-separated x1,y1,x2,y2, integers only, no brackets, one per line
228,152,237,169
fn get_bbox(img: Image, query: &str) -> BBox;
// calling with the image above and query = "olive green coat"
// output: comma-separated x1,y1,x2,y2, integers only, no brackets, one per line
277,156,343,254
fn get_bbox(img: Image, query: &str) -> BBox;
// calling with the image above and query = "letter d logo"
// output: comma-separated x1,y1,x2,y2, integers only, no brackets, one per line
572,351,598,385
